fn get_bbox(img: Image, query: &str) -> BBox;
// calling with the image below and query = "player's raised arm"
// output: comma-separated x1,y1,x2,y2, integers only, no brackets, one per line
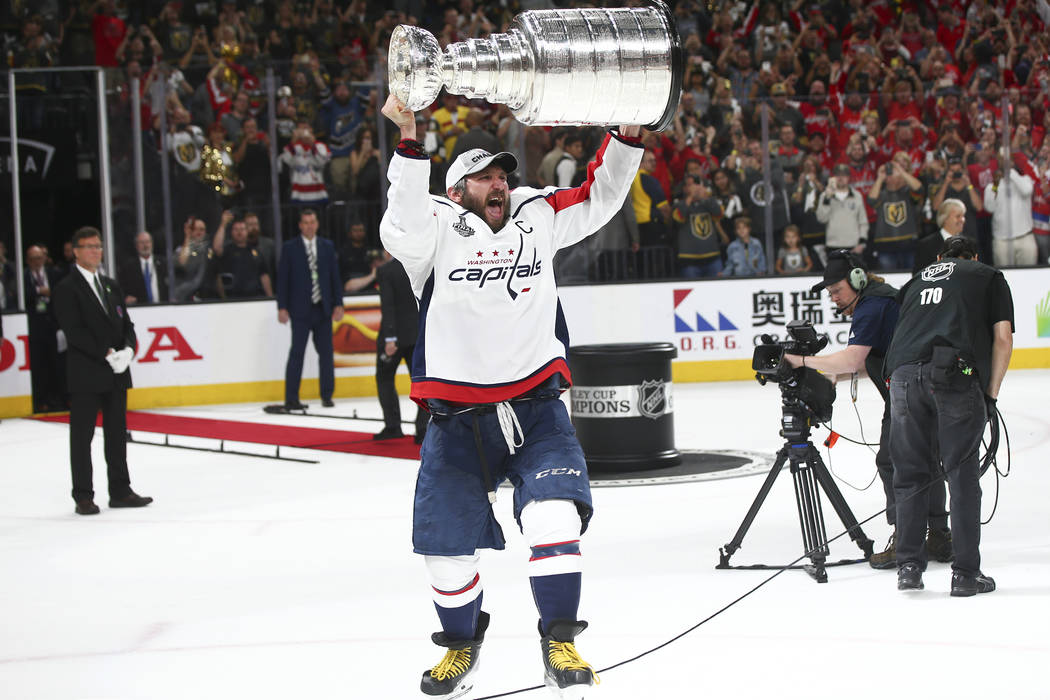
544,126,644,251
379,95,437,289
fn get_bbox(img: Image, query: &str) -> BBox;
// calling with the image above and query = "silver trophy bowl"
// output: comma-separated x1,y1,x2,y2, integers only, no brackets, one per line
388,1,683,130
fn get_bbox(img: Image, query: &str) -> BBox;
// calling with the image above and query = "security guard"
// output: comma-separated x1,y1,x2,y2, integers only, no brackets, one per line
885,237,1013,595
786,250,950,568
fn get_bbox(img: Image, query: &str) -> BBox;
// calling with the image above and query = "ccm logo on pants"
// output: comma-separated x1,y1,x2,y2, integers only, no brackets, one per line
535,468,583,479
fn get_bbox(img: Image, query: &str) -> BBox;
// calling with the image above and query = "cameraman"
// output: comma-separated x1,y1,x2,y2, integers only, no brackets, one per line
784,251,950,569
885,236,1013,595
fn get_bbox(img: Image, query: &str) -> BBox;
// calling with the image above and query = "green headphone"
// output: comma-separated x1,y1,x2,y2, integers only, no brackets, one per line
829,249,868,291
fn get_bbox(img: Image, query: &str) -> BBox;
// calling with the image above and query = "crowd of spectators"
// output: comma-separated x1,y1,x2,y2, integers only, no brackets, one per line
3,0,1050,309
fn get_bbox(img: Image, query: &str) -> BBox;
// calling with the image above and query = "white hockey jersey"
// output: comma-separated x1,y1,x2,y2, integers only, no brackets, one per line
380,131,643,404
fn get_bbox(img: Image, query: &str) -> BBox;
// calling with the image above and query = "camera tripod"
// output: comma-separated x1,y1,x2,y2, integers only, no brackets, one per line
717,407,874,583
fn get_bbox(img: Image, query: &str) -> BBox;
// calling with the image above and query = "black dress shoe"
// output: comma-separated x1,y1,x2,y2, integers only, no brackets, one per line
109,492,154,508
75,499,100,515
373,427,405,441
951,571,996,597
321,398,335,408
285,401,308,411
897,563,924,591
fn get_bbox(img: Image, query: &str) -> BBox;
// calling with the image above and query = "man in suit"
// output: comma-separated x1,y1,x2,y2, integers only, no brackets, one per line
118,231,168,304
913,198,966,273
52,227,153,516
277,208,344,410
25,245,65,412
374,250,428,442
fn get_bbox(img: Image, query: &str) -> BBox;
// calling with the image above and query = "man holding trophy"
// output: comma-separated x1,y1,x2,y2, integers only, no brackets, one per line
382,92,641,698
382,6,680,697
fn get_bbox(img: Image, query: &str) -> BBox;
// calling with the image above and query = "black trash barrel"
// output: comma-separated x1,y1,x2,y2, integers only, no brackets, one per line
567,343,680,472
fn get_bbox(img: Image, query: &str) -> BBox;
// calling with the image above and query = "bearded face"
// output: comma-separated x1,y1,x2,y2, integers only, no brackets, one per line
453,166,510,231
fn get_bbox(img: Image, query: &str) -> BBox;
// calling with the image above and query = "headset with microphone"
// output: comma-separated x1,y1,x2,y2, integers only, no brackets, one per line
827,249,868,292
820,249,868,314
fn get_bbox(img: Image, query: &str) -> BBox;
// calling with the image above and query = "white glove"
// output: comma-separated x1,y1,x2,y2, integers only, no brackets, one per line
107,347,134,374
105,349,121,372
116,347,135,373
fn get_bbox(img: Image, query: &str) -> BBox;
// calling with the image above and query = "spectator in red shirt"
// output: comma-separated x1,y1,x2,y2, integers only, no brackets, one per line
899,11,924,56
91,0,126,68
804,129,836,178
936,4,967,59
642,131,675,202
1032,107,1050,151
800,80,836,140
843,133,879,222
883,67,924,124
927,85,965,136
834,90,873,140
881,119,929,172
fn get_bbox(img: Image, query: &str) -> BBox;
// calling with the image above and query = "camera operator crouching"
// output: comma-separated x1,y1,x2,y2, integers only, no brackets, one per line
783,250,951,569
884,237,1014,596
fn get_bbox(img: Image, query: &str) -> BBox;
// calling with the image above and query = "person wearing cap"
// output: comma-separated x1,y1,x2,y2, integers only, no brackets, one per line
769,82,805,138
817,163,869,257
379,94,643,698
784,250,951,569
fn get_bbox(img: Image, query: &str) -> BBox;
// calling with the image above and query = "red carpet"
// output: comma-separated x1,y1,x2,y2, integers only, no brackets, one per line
35,411,422,461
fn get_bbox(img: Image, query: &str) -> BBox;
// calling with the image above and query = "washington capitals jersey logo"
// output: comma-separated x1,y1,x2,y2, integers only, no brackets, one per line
447,231,541,300
452,213,475,237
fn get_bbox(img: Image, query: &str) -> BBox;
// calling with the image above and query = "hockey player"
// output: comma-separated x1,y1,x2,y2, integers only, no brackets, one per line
380,94,643,699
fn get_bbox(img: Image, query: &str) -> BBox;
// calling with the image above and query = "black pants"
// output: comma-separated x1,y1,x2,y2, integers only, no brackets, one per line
28,317,64,411
890,363,985,576
69,389,131,502
874,397,947,529
375,342,427,435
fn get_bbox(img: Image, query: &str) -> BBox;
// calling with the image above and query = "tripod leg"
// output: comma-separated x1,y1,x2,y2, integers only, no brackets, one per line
792,459,829,583
718,447,789,567
807,447,875,557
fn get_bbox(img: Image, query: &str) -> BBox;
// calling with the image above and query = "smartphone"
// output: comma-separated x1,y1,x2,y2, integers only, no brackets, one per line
885,163,894,175
762,61,771,72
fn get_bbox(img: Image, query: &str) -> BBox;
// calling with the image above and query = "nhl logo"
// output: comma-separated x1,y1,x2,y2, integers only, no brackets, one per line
638,379,669,420
921,261,955,282
453,213,475,237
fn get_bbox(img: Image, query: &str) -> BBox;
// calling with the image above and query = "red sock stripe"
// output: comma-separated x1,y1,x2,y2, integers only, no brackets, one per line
432,573,480,597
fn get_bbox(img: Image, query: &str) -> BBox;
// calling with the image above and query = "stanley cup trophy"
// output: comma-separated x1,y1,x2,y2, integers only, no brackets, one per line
388,1,683,130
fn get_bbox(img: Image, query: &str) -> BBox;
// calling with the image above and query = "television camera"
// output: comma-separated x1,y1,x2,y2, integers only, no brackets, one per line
718,320,873,581
752,320,836,439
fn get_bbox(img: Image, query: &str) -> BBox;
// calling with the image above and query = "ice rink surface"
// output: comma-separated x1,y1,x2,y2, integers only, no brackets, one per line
1,370,1048,700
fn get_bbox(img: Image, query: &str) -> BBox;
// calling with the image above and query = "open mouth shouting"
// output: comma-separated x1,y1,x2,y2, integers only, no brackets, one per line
485,193,506,223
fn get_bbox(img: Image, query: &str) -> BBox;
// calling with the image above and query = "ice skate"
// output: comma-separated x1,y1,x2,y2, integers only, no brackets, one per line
539,619,599,699
420,612,489,699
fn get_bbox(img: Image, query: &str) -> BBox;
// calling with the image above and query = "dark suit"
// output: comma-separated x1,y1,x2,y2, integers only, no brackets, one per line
375,258,427,436
25,265,65,410
913,232,953,274
53,268,138,503
118,254,168,304
277,235,343,405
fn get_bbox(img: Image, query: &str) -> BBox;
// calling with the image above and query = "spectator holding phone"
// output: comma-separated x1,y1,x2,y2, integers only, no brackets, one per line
868,155,923,271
